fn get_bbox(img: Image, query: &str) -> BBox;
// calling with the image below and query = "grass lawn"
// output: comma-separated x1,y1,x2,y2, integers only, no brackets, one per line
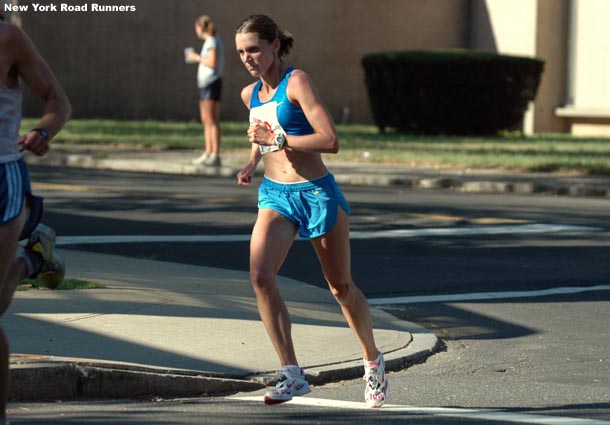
17,278,105,291
21,118,610,175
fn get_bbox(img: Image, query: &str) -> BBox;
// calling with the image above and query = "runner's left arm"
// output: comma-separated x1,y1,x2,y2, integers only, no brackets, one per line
13,26,71,154
282,69,338,154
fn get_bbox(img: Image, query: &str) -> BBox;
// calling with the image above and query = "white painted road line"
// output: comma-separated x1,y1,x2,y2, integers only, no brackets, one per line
350,224,602,239
55,224,603,246
231,396,610,425
56,234,251,246
368,284,610,305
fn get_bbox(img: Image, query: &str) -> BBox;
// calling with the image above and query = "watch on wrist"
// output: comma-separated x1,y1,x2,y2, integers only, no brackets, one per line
274,133,286,150
32,128,50,141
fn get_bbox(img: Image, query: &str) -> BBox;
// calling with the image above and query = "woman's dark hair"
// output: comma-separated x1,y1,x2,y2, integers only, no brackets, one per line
196,15,216,36
236,14,294,58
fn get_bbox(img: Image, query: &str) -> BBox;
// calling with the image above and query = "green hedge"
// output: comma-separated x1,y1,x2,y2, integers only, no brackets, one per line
362,50,545,135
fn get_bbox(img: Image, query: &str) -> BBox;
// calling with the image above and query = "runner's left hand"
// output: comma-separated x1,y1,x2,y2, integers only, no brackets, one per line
18,131,50,156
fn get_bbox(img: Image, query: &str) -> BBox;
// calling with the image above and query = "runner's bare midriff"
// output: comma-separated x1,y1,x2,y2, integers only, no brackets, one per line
262,149,329,182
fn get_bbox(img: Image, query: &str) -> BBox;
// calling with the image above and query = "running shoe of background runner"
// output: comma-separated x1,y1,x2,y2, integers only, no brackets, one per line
24,223,65,289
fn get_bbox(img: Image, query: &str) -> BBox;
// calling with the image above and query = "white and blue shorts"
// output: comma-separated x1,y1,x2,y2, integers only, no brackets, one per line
0,159,43,240
258,173,350,239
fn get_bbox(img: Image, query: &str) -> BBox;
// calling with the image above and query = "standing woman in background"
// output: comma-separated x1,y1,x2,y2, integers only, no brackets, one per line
189,15,224,167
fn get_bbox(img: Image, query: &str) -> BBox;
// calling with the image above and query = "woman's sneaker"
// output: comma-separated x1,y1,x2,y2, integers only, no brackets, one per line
203,154,221,167
192,153,209,165
364,353,388,408
264,367,311,405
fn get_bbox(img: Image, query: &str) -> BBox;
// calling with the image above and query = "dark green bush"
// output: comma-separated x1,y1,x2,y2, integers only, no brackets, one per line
362,50,544,135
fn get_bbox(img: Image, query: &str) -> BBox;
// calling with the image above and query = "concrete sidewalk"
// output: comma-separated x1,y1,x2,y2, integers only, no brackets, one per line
8,249,437,401
25,144,610,198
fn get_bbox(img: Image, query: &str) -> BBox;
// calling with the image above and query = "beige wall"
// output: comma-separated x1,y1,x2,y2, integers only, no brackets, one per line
470,0,537,56
471,0,610,136
567,0,610,110
555,0,610,136
534,0,569,133
21,0,468,123
470,0,539,134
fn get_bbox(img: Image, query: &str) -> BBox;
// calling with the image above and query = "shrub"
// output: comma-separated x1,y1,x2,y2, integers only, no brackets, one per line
362,50,545,135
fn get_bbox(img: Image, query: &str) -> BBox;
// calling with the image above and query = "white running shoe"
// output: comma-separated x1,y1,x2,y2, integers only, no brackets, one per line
264,367,311,405
203,154,221,167
24,223,65,289
192,153,209,165
364,353,388,408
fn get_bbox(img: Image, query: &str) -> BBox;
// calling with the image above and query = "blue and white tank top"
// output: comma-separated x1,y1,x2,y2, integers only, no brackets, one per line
249,67,314,136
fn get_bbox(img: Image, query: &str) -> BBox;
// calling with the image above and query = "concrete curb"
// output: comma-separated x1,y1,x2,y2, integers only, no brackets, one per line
9,310,440,401
26,153,238,178
308,173,610,198
27,151,610,198
9,358,264,401
9,332,439,401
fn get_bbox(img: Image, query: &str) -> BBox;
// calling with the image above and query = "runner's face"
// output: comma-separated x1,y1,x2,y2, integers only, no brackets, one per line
235,33,278,77
195,24,204,39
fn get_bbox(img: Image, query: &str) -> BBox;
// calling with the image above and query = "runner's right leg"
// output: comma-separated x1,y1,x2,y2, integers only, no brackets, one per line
249,208,308,403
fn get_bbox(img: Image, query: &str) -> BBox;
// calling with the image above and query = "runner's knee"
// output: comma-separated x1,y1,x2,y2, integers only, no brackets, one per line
250,267,277,295
328,278,353,305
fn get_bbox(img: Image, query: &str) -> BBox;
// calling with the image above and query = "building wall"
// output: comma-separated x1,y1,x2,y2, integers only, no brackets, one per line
20,0,468,123
568,0,610,110
555,0,610,136
471,0,610,136
534,0,569,133
470,0,537,55
469,0,539,134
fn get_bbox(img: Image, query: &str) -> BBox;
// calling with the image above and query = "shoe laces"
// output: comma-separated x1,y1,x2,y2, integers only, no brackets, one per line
273,371,293,390
364,366,383,391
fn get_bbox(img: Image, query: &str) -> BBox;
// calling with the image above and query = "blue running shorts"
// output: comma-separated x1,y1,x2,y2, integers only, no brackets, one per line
258,173,351,239
0,158,43,240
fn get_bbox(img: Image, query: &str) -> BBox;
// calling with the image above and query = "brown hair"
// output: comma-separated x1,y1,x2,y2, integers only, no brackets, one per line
196,15,216,36
236,15,294,58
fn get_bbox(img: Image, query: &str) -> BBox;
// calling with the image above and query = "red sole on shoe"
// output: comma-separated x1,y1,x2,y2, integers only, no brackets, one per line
264,397,290,405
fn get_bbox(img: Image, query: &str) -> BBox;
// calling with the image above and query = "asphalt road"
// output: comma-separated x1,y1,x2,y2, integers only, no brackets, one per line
33,166,610,297
9,166,610,424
